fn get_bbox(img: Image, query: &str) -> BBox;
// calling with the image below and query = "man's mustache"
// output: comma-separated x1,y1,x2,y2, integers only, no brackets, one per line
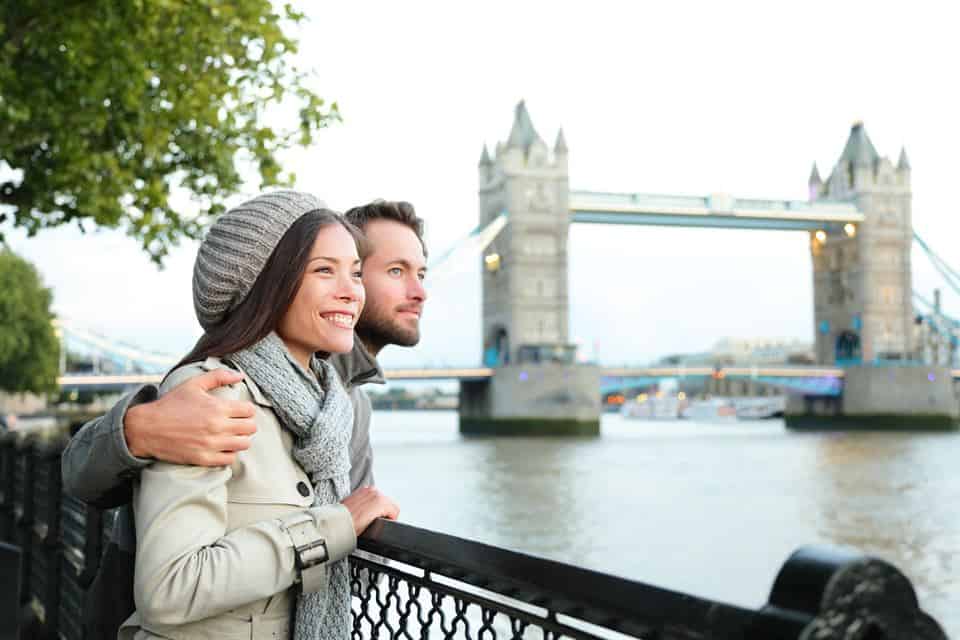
396,305,423,317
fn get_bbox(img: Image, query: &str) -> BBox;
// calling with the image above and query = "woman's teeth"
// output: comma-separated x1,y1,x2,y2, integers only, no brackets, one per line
323,313,354,329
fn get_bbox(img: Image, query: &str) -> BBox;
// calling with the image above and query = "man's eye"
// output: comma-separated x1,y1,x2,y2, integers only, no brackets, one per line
388,267,403,276
418,272,426,281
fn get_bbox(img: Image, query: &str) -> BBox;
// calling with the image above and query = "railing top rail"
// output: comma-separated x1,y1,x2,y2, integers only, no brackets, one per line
357,519,782,638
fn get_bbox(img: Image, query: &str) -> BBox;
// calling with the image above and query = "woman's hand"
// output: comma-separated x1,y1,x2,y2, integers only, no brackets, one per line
341,486,400,536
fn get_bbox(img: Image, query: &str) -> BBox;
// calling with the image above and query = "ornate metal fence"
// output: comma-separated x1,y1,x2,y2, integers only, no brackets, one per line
0,431,949,640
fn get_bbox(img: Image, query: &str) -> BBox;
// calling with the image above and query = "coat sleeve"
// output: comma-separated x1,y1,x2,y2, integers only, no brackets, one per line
132,363,356,626
348,386,375,490
61,385,158,508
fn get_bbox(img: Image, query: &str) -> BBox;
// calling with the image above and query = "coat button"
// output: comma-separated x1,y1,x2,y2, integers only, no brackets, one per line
297,481,310,497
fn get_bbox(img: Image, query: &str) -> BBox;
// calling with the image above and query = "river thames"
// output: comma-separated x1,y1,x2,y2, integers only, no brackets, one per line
370,411,958,635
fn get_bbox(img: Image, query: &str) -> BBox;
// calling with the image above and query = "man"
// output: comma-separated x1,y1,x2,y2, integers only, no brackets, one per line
61,199,428,637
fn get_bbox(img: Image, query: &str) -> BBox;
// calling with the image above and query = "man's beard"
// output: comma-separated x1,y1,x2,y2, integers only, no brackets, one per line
355,298,421,352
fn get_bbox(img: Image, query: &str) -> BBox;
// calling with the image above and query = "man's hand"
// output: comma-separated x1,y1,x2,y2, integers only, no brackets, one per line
124,369,257,466
341,486,400,536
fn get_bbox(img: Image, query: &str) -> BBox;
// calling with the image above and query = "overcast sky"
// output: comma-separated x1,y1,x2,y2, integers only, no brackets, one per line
6,1,960,369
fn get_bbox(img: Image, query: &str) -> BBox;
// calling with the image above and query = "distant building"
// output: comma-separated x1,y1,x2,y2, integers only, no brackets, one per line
656,337,814,366
913,292,958,367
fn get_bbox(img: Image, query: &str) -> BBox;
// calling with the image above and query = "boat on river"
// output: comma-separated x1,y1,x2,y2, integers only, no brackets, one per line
620,395,683,419
622,395,786,421
681,398,737,421
732,396,786,420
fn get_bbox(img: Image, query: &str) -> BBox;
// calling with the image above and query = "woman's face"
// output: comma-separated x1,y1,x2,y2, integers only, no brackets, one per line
278,223,364,366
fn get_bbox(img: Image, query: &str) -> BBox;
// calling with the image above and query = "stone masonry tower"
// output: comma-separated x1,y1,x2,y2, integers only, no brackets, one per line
460,102,601,435
478,101,571,364
809,122,913,364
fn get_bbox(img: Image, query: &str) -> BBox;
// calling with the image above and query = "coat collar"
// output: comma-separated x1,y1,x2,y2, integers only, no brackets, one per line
201,356,274,408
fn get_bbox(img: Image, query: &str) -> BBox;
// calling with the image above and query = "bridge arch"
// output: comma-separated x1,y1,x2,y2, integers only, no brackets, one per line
834,330,862,364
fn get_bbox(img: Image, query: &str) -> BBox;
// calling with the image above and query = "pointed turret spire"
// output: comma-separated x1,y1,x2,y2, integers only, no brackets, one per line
809,162,822,185
505,100,544,152
479,144,492,167
838,121,880,167
897,147,911,171
554,128,568,154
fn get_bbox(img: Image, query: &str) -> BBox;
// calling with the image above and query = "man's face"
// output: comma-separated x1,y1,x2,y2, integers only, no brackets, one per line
355,219,428,350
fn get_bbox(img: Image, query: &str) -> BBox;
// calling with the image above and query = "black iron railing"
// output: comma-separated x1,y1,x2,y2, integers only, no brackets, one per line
0,431,949,640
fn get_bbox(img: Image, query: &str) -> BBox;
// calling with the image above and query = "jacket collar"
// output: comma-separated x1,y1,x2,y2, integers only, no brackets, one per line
202,356,274,408
329,337,385,390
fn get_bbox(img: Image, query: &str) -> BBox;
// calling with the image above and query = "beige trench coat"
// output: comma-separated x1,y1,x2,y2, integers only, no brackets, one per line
119,357,357,640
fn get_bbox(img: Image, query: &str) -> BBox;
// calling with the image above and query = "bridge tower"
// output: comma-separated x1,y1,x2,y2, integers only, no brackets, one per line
789,123,957,427
460,102,601,435
478,100,571,364
809,123,914,365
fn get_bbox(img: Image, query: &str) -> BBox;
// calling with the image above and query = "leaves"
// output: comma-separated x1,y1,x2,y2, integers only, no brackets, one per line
0,0,339,265
0,248,59,393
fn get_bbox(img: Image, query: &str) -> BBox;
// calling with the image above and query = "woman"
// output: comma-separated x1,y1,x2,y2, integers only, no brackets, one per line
120,190,399,640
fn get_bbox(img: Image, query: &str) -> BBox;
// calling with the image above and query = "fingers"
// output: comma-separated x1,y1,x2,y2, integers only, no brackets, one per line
381,501,400,521
222,399,256,419
205,452,237,467
216,435,253,453
192,368,244,392
342,487,400,534
173,448,236,468
227,419,257,437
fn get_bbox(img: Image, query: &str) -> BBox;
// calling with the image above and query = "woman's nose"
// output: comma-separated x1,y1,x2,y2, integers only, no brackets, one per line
336,274,363,303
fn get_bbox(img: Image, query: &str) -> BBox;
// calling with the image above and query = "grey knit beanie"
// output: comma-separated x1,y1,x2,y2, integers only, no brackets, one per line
193,189,326,329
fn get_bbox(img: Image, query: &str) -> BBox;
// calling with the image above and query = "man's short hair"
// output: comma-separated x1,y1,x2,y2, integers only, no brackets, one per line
344,200,428,257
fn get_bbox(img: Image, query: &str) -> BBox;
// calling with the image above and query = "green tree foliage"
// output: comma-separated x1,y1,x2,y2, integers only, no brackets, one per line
0,248,59,393
0,1,338,264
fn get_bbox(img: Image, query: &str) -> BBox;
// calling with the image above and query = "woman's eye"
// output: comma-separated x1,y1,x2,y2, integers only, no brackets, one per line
314,266,333,274
353,270,363,279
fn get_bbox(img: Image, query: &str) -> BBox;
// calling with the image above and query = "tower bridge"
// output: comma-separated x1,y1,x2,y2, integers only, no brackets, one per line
462,102,958,433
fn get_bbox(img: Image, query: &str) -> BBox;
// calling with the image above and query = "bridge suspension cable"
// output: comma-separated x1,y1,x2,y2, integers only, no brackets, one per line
55,318,178,373
914,232,960,299
426,212,508,284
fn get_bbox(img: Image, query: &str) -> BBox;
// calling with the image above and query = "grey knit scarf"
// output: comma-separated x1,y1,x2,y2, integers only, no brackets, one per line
230,332,354,640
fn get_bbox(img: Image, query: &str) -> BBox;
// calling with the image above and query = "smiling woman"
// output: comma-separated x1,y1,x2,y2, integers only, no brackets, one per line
176,204,367,370
117,190,398,640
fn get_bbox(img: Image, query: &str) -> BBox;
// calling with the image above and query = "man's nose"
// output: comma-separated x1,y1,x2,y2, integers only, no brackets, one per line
408,274,426,302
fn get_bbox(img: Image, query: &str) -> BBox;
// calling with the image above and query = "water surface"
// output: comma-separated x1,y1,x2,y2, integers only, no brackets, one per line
370,411,959,635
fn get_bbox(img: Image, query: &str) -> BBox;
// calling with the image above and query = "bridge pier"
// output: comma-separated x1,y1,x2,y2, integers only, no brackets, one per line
459,364,601,436
786,365,960,430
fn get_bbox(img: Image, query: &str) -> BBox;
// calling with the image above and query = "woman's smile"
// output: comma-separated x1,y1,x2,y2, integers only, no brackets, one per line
319,311,356,330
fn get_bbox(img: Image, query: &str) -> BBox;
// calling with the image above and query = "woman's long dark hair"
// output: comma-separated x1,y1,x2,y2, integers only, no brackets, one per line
172,209,367,374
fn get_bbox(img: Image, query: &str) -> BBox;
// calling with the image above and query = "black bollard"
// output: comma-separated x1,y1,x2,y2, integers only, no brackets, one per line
750,546,948,640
